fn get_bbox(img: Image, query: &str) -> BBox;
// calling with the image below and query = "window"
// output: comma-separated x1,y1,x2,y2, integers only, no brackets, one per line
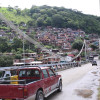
0,71,5,78
6,74,10,77
19,69,40,77
48,69,55,77
11,70,17,76
42,69,49,78
34,70,40,77
19,70,26,77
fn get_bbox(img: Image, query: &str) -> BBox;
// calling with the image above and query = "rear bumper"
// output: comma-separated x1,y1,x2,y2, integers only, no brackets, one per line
0,94,36,100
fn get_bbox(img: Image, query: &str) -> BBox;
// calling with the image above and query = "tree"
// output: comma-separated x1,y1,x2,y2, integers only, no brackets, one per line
0,38,10,53
90,44,98,51
14,54,22,59
72,40,83,51
0,55,13,67
37,17,44,27
7,5,13,11
52,14,64,27
12,38,23,51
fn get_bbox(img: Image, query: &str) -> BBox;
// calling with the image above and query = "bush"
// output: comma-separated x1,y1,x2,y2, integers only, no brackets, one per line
0,55,13,67
14,54,22,59
99,55,100,59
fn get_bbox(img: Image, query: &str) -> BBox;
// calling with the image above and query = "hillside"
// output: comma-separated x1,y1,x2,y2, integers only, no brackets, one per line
0,6,100,34
0,7,32,24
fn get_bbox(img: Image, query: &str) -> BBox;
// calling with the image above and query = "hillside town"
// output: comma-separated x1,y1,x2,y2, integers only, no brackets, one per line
0,4,100,100
0,20,99,66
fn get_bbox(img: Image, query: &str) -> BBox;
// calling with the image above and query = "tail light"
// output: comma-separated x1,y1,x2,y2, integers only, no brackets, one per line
24,88,28,98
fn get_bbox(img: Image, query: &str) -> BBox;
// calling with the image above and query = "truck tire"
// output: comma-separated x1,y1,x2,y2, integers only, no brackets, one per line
35,90,44,100
58,80,62,92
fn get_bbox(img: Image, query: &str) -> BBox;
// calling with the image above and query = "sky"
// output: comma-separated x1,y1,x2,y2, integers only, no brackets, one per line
0,0,100,16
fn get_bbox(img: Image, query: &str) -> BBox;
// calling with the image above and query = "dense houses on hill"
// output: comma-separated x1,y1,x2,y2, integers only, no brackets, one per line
0,22,99,64
35,27,86,51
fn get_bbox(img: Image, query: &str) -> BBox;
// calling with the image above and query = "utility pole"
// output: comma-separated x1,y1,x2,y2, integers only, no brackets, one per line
84,40,87,60
23,33,25,65
99,38,100,50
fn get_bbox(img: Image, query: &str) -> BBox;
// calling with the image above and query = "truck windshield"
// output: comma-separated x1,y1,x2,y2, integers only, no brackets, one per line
0,71,5,78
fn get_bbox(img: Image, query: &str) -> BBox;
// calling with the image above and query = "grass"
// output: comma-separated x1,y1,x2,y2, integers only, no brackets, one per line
98,88,100,100
0,7,32,24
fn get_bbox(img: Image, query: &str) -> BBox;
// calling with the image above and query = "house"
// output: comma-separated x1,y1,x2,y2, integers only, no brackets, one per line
43,56,60,64
65,54,75,62
29,61,42,65
36,54,44,61
22,53,37,58
21,58,34,64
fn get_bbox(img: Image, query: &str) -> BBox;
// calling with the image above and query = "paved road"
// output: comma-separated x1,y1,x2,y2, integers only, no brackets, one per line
46,58,99,100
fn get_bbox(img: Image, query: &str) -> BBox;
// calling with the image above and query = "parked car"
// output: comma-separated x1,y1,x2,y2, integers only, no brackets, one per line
0,66,62,100
92,61,97,66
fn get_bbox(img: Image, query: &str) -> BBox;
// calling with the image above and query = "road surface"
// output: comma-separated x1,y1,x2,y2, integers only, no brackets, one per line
46,58,100,100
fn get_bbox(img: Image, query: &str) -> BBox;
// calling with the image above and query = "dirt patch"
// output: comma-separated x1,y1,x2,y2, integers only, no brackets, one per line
91,72,97,74
75,89,93,98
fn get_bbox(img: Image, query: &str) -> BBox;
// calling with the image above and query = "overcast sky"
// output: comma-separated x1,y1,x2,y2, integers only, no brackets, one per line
0,0,100,16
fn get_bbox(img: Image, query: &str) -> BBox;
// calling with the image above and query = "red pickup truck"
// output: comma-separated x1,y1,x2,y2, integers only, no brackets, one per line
0,66,62,100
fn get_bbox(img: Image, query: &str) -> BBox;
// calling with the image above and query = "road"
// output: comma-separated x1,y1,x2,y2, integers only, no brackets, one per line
46,58,100,100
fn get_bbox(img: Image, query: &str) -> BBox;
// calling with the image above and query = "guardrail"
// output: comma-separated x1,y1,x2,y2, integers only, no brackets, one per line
0,61,89,75
37,61,89,72
0,61,89,83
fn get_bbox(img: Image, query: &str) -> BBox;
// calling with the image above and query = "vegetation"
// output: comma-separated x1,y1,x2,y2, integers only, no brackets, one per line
0,7,31,24
98,88,100,100
99,55,100,59
0,37,36,54
0,5,99,66
72,39,84,51
90,44,98,51
0,6,100,34
14,54,22,59
0,55,13,67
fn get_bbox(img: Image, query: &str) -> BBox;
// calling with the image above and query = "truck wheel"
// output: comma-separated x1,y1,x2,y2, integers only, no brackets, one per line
58,80,62,92
36,90,44,100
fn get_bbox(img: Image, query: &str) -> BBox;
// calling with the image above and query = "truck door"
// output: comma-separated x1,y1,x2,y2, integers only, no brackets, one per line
47,69,57,91
42,69,51,94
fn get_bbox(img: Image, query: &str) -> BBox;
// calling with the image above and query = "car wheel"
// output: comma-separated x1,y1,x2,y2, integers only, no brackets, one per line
36,90,44,100
58,80,62,92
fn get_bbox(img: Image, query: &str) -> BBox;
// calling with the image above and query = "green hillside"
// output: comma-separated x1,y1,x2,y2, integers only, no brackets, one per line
0,7,32,24
0,6,100,35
